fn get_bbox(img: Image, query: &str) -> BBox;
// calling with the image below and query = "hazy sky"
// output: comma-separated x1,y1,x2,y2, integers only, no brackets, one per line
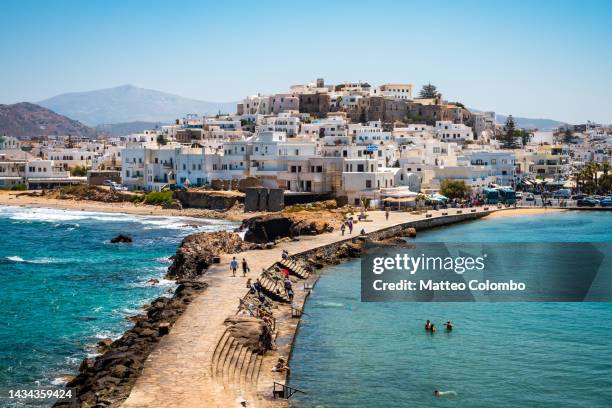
1,0,611,124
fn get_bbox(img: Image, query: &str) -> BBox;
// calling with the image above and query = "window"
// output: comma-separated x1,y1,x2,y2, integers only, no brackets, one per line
366,180,372,188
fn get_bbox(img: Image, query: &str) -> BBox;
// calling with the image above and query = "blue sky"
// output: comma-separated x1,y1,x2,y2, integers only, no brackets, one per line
1,0,611,124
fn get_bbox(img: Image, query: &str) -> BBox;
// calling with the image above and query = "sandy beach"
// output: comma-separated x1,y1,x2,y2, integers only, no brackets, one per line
0,190,249,221
484,207,566,218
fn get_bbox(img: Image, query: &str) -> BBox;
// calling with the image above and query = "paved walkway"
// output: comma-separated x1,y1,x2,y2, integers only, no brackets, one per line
121,208,490,408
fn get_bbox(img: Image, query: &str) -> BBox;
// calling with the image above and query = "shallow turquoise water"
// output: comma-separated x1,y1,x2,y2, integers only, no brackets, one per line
289,212,612,407
0,206,236,406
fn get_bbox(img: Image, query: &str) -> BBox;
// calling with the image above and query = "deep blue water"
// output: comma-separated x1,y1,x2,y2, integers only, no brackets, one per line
289,212,612,407
0,206,236,406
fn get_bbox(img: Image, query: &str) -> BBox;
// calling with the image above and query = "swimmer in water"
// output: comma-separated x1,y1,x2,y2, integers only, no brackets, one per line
430,323,436,332
434,390,457,397
425,320,432,331
444,320,453,331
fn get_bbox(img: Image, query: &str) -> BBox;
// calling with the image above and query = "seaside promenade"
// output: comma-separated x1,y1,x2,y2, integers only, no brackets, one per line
119,206,529,408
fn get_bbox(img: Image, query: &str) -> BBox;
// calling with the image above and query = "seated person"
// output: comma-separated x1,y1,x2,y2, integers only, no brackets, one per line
271,357,290,373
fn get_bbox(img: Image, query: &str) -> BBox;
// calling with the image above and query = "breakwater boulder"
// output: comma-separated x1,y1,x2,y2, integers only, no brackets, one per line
53,280,206,408
305,239,365,268
224,316,273,354
166,231,254,279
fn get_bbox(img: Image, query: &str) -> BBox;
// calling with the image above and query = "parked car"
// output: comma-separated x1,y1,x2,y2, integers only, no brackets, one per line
599,198,612,207
525,193,535,202
109,182,128,192
577,197,598,207
571,194,586,200
515,192,523,200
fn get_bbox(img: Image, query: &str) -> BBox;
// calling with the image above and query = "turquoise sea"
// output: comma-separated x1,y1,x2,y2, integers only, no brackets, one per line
289,212,612,407
0,206,235,406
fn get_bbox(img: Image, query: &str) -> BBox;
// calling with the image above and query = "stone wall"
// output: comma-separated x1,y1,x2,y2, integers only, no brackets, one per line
244,187,284,212
174,191,242,210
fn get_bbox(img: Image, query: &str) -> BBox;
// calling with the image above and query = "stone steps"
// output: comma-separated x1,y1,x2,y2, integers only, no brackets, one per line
212,327,264,393
211,329,232,379
259,275,290,303
278,259,310,279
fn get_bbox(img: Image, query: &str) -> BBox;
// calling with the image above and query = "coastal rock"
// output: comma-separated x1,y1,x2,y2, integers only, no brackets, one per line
224,316,273,354
242,214,294,243
166,231,254,279
97,338,113,352
53,279,207,408
110,234,132,243
401,227,417,238
241,214,333,243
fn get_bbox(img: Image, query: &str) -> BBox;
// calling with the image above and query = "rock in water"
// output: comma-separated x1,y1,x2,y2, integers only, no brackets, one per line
110,234,133,243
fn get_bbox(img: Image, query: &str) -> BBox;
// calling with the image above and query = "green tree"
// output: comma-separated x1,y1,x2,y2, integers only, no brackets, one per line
440,180,471,200
156,134,167,145
502,115,519,149
516,129,531,146
418,83,439,99
70,165,88,177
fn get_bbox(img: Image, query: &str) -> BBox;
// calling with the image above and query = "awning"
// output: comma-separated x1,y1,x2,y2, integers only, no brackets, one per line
383,197,416,203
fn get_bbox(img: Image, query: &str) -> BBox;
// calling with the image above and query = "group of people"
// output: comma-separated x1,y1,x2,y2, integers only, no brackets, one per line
340,217,354,236
424,319,453,333
230,257,250,277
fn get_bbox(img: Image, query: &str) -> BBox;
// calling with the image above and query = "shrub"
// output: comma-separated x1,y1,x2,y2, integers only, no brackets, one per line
11,183,27,191
143,190,174,206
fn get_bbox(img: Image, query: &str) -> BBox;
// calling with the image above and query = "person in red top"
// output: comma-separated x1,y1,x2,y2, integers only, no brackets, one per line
282,268,289,278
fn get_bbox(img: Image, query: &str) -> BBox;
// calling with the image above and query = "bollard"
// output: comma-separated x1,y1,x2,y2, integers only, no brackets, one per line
158,322,170,336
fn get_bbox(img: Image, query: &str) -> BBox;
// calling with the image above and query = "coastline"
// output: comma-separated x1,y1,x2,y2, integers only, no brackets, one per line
15,203,594,407
0,190,250,221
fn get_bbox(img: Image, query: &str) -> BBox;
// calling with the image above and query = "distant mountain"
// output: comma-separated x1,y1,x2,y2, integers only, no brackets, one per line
38,85,237,126
0,102,98,139
95,121,168,137
495,114,566,130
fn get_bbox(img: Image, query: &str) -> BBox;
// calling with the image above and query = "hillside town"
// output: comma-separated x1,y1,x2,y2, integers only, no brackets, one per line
1,79,612,207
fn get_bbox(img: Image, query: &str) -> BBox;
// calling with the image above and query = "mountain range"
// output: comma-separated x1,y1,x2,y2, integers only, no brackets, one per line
1,85,570,139
38,85,237,126
0,102,98,139
495,114,566,130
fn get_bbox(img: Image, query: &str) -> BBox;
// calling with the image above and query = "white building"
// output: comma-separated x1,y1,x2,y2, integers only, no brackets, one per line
435,121,475,141
371,83,413,100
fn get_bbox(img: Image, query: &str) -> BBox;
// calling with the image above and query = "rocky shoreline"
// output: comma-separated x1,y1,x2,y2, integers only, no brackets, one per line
53,231,256,408
53,280,206,407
